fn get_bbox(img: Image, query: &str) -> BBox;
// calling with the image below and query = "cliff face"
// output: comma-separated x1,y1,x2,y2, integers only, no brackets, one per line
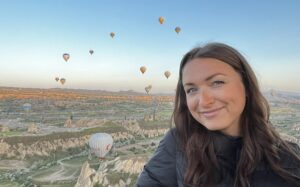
74,161,96,187
113,157,145,174
75,157,146,187
0,136,90,159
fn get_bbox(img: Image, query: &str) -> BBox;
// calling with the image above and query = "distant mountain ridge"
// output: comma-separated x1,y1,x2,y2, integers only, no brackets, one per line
0,86,174,96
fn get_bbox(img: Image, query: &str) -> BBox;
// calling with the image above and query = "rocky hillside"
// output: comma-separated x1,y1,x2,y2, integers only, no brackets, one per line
75,156,146,187
0,124,168,160
0,136,89,159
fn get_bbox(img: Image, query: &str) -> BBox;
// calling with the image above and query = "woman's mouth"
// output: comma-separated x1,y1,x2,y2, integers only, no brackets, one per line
200,107,224,118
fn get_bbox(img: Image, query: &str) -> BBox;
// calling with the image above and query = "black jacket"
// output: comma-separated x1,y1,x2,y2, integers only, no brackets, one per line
136,129,300,187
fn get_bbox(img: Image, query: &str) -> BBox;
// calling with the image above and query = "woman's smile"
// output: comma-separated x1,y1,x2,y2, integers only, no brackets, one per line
200,106,225,118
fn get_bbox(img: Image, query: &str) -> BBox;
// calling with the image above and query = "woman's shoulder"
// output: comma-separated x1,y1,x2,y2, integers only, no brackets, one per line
286,142,300,153
159,128,180,152
135,128,182,187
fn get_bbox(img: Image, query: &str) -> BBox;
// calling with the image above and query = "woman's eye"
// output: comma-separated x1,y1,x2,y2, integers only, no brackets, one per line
212,80,225,87
186,88,197,94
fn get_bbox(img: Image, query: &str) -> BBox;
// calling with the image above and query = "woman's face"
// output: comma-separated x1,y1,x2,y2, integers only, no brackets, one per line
182,58,246,136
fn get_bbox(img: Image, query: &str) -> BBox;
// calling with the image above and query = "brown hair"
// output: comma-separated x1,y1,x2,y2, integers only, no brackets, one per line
172,43,300,187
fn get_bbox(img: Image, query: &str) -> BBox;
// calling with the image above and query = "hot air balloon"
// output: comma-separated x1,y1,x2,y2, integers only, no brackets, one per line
164,71,171,79
55,77,59,82
110,32,115,38
175,27,181,34
145,87,150,94
89,50,94,55
23,103,32,111
140,66,147,74
145,85,152,94
60,78,66,85
62,53,70,62
158,16,165,24
89,133,113,159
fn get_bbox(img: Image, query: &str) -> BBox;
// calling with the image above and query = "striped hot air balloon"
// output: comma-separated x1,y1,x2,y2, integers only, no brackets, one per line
88,133,113,159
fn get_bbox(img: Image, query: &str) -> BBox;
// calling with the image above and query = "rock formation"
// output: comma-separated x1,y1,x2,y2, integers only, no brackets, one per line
27,123,39,134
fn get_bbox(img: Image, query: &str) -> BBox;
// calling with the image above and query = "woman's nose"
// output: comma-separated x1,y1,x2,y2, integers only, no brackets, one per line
197,89,214,107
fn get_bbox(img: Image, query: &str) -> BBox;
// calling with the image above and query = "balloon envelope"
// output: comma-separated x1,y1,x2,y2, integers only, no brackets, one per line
158,16,165,24
110,32,115,38
145,85,152,94
89,50,94,55
175,27,181,34
55,77,59,82
145,87,150,94
89,133,113,159
164,71,171,79
63,53,70,62
140,66,146,74
60,78,66,85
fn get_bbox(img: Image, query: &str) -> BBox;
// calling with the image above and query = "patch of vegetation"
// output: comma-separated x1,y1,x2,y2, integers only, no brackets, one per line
0,131,23,137
0,180,20,187
106,171,131,185
138,119,170,130
93,183,104,187
40,184,74,187
3,121,126,146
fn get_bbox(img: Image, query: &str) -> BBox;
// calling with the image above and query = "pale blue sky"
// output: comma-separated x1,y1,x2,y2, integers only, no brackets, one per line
0,0,299,93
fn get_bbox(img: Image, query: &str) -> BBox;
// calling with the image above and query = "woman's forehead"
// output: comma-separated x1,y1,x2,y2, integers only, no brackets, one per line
182,58,238,84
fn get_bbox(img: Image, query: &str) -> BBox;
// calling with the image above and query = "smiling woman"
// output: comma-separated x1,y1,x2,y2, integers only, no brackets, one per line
136,43,300,187
182,58,246,137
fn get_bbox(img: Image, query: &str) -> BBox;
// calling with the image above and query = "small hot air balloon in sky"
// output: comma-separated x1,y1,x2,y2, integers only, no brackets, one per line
164,71,171,79
60,78,66,85
145,85,152,94
55,77,59,82
158,16,165,24
89,50,94,55
62,53,70,62
175,27,181,34
140,66,147,74
270,89,276,97
23,103,32,111
89,133,113,159
110,32,115,38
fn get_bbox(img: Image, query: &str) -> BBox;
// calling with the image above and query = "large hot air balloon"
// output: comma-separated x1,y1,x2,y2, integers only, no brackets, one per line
110,32,115,38
158,16,165,24
63,53,70,62
89,133,113,159
140,66,147,74
60,78,66,85
145,85,152,94
55,77,59,82
89,50,94,55
164,71,171,79
175,27,181,34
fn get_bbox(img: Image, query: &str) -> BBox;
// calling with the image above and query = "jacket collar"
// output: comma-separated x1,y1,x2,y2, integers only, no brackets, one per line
212,131,242,159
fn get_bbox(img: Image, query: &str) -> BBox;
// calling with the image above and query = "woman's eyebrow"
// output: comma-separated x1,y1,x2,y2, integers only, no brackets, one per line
183,73,226,87
204,73,226,81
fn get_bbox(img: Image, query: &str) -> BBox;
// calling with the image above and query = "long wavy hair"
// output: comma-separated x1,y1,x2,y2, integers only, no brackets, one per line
172,43,300,187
